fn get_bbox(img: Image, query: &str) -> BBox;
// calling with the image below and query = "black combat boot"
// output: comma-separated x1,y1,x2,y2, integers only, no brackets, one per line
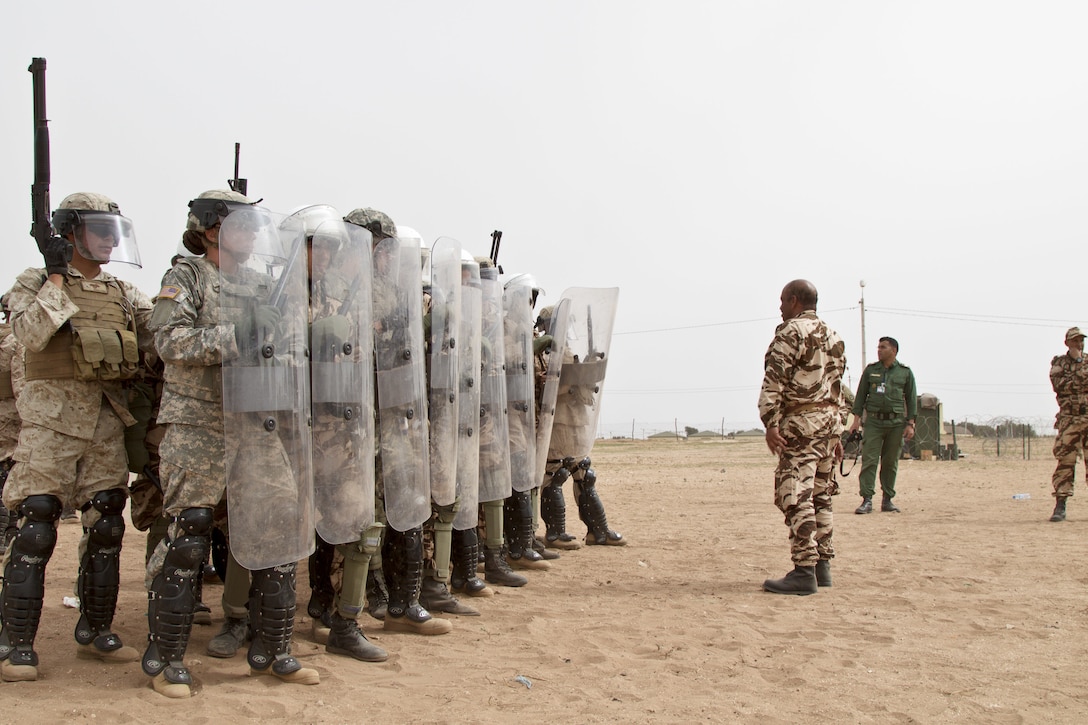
365,568,389,620
815,560,832,587
326,612,387,662
1050,497,1068,522
854,498,873,515
420,576,479,616
881,496,900,513
450,528,492,597
483,545,527,587
762,565,818,595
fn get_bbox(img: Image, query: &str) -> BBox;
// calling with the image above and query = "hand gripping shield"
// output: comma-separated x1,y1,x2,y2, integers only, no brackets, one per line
373,234,430,532
477,266,512,504
548,287,619,460
219,208,315,570
503,283,537,493
453,259,483,531
533,297,572,488
310,219,376,545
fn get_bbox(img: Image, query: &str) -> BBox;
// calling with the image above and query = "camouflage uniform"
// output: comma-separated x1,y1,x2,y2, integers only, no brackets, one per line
0,320,25,550
1050,347,1088,499
758,309,846,568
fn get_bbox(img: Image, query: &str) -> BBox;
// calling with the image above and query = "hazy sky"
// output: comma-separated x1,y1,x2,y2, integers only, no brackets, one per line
3,2,1085,437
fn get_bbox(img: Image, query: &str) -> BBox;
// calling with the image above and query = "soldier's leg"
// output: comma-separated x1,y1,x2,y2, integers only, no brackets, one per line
481,499,527,587
1052,423,1079,498
574,464,625,546
0,459,12,554
762,442,819,595
421,504,479,615
813,453,837,587
0,494,61,682
451,526,492,597
877,425,904,501
143,507,212,698
366,459,389,620
857,427,883,503
246,563,318,684
505,489,550,569
306,535,336,642
541,459,580,549
75,487,138,662
326,523,387,662
207,547,252,657
384,526,453,635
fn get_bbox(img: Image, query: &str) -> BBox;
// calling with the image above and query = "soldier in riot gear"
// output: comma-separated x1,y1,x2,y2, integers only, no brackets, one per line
1,192,153,683
142,191,319,698
352,209,452,635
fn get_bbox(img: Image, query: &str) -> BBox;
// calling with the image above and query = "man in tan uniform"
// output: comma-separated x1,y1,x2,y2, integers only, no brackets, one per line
1048,326,1088,522
758,280,847,595
0,192,153,681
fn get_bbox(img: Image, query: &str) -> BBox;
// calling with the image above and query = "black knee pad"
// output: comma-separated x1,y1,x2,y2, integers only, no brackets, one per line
576,456,592,471
176,507,213,537
88,488,127,549
550,466,571,486
18,494,62,523
581,468,597,487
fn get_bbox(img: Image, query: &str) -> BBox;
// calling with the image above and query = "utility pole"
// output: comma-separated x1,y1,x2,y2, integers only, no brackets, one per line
859,279,868,371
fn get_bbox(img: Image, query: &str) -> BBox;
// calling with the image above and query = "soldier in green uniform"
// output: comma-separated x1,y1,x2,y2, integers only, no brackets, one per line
848,336,917,514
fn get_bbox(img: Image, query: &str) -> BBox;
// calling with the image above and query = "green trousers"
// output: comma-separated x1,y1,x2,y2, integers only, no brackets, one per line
858,423,905,499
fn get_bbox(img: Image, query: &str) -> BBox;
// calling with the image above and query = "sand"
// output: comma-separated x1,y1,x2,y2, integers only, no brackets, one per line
3,434,1086,723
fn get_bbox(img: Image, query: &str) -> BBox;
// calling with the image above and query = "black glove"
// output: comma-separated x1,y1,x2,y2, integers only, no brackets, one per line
234,306,282,353
39,235,73,276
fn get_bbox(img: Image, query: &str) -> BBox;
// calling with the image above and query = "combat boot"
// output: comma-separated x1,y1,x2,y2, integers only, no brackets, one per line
420,576,479,616
483,546,528,587
762,565,818,595
854,497,873,514
326,612,387,662
532,536,561,560
881,496,900,513
365,569,389,620
815,559,832,587
450,528,493,598
207,615,250,658
1050,497,1068,522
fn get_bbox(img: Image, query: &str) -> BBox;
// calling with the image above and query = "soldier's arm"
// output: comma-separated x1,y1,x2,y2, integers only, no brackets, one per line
8,268,78,352
151,265,234,366
904,368,918,420
758,325,798,429
1050,357,1067,395
851,370,870,418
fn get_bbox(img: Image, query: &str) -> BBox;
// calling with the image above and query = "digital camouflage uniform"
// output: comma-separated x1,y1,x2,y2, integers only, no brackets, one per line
758,309,847,568
1050,348,1088,500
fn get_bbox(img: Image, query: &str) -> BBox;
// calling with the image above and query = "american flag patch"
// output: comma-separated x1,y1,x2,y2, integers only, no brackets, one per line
157,285,182,300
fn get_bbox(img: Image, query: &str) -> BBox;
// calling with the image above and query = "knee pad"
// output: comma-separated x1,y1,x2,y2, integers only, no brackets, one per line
88,488,127,549
550,466,571,486
561,456,577,471
18,494,63,523
176,507,213,537
581,468,597,487
577,456,591,471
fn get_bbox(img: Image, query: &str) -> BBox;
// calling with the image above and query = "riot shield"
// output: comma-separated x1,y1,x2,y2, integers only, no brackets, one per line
310,218,375,545
373,234,430,532
533,297,572,487
503,283,537,493
427,237,462,508
220,207,315,570
453,258,483,531
548,287,619,460
477,267,512,504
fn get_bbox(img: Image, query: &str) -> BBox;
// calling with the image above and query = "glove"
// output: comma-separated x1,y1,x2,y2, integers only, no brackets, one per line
254,305,282,336
533,335,554,356
234,305,281,352
312,315,350,358
39,235,73,276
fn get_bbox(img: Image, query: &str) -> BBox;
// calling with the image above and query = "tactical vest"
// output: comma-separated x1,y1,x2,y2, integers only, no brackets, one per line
0,326,13,399
25,275,139,382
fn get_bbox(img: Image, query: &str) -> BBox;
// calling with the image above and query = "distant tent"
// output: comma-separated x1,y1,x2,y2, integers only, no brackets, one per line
688,430,722,438
734,429,764,437
648,430,682,439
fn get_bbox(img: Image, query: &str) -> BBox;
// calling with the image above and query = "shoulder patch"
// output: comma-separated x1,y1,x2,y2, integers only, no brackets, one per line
157,285,182,300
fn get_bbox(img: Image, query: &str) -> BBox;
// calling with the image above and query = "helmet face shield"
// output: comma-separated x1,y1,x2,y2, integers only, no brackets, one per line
67,211,141,267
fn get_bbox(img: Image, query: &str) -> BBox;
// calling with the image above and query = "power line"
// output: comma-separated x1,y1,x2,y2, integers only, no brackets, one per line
613,306,855,336
867,306,1078,328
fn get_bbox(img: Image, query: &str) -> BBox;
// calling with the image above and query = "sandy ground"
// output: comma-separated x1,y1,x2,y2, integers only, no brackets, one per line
3,434,1088,723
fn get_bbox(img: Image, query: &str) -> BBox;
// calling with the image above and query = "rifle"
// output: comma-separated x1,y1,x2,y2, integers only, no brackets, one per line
489,230,503,273
228,142,248,196
28,57,55,251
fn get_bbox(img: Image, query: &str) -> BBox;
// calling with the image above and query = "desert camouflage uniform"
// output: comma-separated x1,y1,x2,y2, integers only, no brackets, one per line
758,309,847,566
0,323,25,547
1050,352,1088,498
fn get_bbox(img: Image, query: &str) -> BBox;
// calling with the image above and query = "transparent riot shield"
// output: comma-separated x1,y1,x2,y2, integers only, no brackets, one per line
533,298,572,487
548,287,619,460
373,234,430,532
503,283,537,493
477,267,512,504
310,218,375,545
220,207,315,570
427,237,462,509
453,259,483,531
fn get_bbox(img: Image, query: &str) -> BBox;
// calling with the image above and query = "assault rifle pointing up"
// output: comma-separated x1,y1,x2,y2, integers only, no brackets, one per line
29,57,53,249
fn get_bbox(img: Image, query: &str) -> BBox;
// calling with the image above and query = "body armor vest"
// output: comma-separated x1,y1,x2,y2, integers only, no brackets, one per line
25,275,138,382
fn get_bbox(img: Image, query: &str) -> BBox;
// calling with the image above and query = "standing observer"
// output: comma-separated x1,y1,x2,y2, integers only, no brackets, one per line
848,336,917,514
758,279,847,595
1047,326,1088,522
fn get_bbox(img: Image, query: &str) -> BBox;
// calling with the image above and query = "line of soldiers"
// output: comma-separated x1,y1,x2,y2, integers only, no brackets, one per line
0,191,625,698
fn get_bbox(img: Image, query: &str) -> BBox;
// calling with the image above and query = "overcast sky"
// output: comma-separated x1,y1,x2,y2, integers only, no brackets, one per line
3,1,1084,437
